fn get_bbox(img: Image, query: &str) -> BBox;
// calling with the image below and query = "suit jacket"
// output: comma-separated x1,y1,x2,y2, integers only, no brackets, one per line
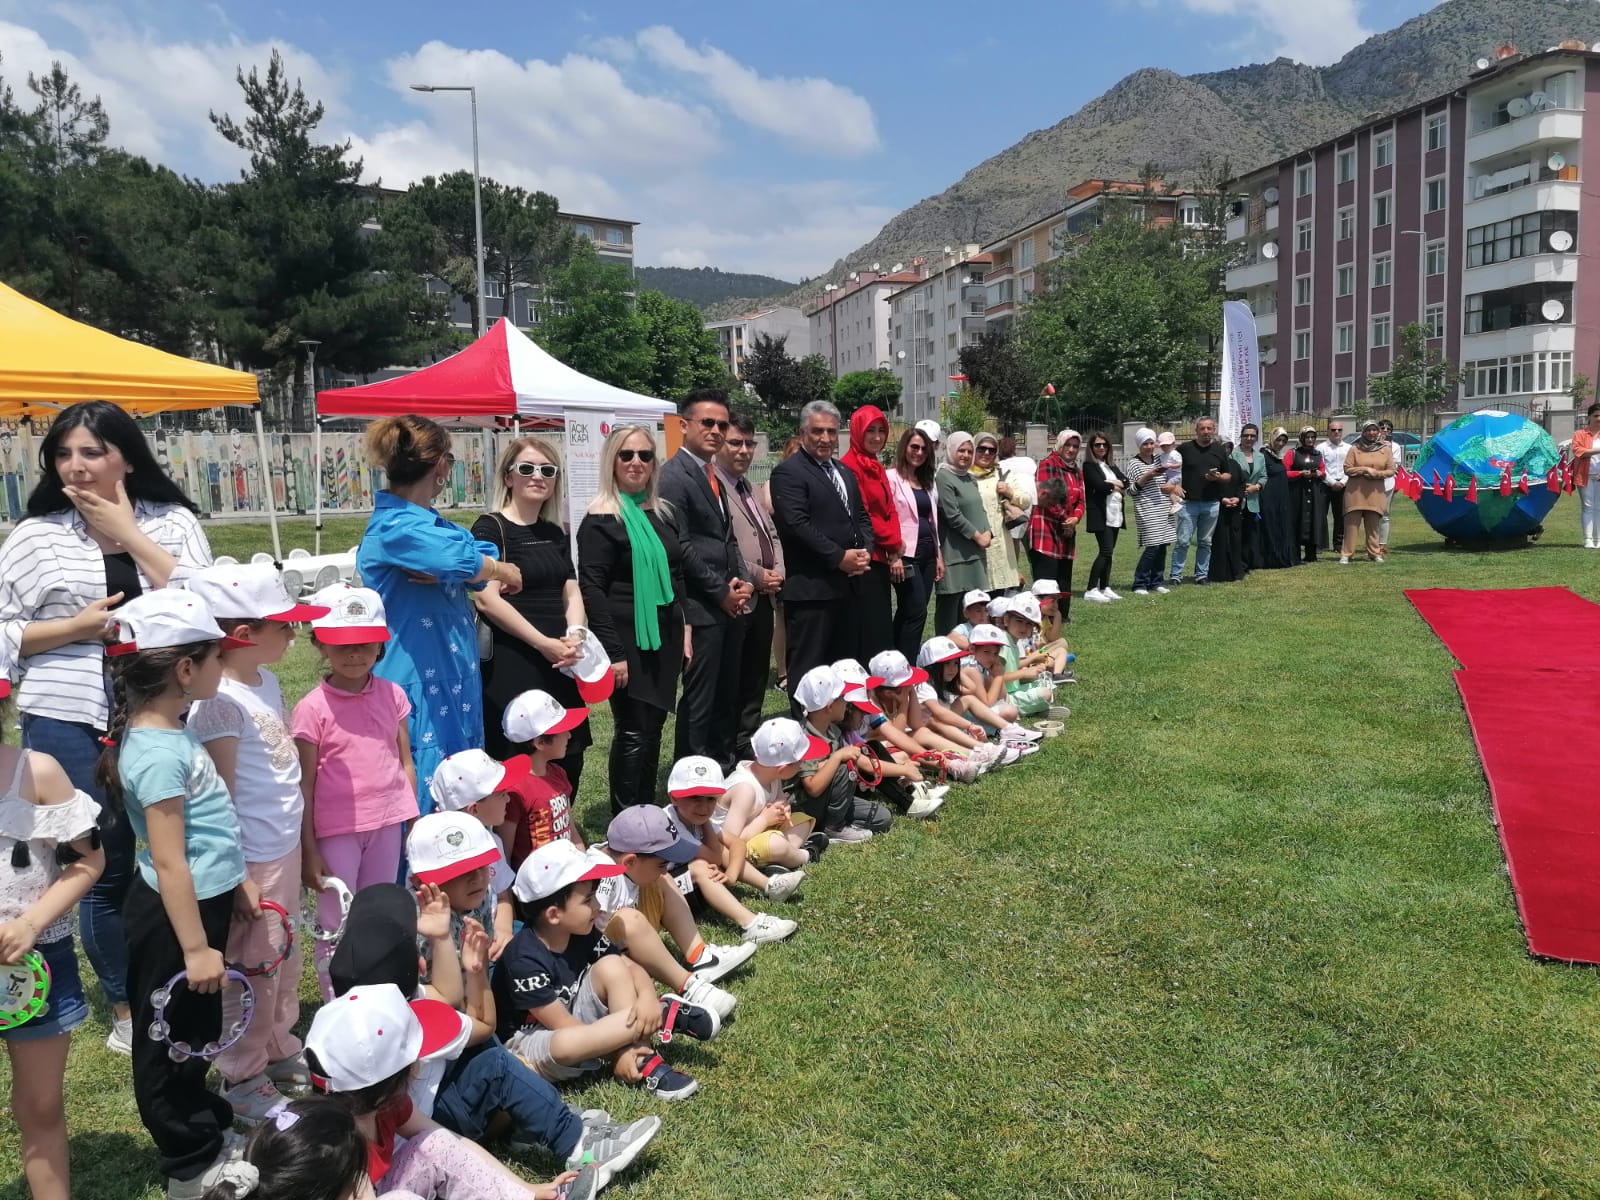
717,463,786,583
769,450,872,604
658,448,747,626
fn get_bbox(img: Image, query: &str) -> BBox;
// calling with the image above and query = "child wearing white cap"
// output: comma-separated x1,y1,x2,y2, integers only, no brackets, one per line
183,563,332,1122
828,663,948,818
719,717,828,875
921,636,1041,752
499,689,589,870
791,667,895,843
946,588,992,653
998,597,1057,717
865,650,1014,783
428,748,534,956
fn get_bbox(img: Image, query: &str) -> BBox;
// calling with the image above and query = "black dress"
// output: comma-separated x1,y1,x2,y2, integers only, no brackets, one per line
1259,451,1297,569
1209,458,1246,583
472,514,592,768
1287,446,1328,561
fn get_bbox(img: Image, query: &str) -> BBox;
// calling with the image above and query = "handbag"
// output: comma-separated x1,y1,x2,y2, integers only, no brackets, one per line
476,514,507,663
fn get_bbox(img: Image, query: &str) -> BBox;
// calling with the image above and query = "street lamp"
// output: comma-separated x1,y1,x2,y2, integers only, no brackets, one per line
300,339,324,554
410,83,487,337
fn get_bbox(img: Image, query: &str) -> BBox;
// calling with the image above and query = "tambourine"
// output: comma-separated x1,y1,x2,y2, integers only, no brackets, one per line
849,742,884,787
304,876,353,945
236,900,294,978
911,750,949,785
0,949,51,1031
148,968,255,1062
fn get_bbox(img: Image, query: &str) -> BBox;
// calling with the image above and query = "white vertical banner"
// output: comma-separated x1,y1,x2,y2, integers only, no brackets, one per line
564,411,615,560
1219,300,1261,444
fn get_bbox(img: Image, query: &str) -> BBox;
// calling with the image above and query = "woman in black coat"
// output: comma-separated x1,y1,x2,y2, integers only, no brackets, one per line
1285,426,1328,563
1081,432,1129,603
1209,445,1247,583
1259,427,1299,569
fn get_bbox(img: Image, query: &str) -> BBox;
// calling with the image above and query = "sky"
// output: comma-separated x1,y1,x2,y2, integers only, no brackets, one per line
0,0,1437,280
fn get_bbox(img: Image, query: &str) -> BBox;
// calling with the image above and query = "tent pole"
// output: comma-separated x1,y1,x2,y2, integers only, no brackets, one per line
313,414,324,557
253,408,282,560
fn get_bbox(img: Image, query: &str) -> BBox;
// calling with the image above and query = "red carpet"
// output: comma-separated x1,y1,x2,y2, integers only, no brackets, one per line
1407,587,1600,962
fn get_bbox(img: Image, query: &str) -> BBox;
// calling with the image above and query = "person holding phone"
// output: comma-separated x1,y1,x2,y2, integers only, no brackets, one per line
1168,418,1230,586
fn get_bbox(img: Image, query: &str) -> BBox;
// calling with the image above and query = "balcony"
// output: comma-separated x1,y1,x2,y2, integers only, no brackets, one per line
1464,253,1578,294
1225,258,1278,291
1253,311,1278,338
1226,214,1247,243
961,284,988,302
1467,108,1585,165
1264,205,1280,232
985,300,1016,321
961,315,986,333
1467,179,1580,226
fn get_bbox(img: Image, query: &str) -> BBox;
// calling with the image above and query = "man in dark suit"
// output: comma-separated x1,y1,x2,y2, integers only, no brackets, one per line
769,399,873,714
659,387,754,768
715,412,786,761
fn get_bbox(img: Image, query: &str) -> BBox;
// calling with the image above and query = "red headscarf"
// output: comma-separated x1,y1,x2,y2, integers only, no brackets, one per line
841,405,903,561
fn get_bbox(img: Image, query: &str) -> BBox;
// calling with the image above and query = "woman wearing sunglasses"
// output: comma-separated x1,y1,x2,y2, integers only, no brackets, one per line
472,437,592,790
577,426,694,813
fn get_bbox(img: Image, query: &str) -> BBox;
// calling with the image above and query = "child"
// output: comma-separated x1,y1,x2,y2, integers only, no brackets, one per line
1011,590,1072,681
96,591,253,1199
1029,579,1075,681
865,651,1014,781
185,564,331,1122
304,984,588,1198
825,677,946,819
957,626,1046,749
498,690,587,870
407,812,505,1042
1,666,105,1200
428,749,529,957
589,804,748,1018
494,840,715,1101
293,586,417,997
671,754,807,901
920,636,1040,749
717,716,828,873
792,667,896,840
946,588,990,651
1160,431,1183,515
1000,597,1059,718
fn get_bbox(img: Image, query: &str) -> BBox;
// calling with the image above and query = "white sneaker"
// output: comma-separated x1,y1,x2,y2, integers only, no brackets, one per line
1587,538,1596,549
741,913,798,944
106,1015,134,1057
994,743,1022,766
166,1132,247,1199
1372,556,1385,564
1132,588,1149,596
1002,723,1043,744
942,753,983,783
687,941,757,984
906,781,947,818
681,973,738,1021
223,1073,290,1125
1339,556,1350,564
1154,585,1171,594
1084,588,1110,604
1102,588,1123,601
764,870,806,902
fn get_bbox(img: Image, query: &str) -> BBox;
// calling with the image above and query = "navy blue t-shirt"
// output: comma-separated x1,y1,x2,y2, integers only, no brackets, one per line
492,927,616,1040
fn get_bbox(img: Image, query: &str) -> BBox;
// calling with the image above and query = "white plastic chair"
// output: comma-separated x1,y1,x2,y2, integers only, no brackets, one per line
287,548,311,560
280,568,303,597
250,552,274,565
313,565,341,593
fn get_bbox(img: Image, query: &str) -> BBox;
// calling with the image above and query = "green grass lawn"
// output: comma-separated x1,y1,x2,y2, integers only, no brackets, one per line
6,498,1600,1199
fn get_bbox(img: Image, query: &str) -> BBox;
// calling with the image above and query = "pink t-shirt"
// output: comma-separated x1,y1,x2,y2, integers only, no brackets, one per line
291,676,417,838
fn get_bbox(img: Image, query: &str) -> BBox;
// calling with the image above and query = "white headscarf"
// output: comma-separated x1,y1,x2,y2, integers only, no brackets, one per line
940,431,975,477
1134,426,1157,448
1054,428,1081,454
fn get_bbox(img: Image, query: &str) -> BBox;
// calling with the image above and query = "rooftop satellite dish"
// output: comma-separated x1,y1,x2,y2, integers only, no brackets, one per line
1593,41,1600,53
1263,186,1281,205
1548,152,1567,171
871,262,881,271
1530,91,1552,111
1261,241,1280,259
1473,56,1493,72
1550,230,1574,252
1508,96,1531,119
1263,348,1278,365
1542,298,1566,322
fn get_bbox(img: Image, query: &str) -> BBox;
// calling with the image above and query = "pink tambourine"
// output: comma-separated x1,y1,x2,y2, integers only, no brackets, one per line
235,900,294,978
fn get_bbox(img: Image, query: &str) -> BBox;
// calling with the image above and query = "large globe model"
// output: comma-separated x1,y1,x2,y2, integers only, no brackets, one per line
1412,410,1560,541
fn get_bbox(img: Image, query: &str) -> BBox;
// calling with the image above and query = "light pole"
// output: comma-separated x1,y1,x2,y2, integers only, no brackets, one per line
410,84,487,337
300,339,324,554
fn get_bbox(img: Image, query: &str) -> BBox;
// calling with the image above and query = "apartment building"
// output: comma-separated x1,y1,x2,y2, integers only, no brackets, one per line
1225,43,1596,425
704,306,811,378
885,246,991,421
806,268,922,378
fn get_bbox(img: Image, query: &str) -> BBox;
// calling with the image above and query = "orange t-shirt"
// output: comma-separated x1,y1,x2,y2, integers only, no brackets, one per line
1574,429,1599,489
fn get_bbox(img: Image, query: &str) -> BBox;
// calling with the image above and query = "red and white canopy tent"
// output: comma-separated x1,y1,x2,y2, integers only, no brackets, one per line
313,318,674,548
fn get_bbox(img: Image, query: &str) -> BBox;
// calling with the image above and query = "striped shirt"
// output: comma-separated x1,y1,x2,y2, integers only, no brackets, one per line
0,503,212,729
1122,454,1175,548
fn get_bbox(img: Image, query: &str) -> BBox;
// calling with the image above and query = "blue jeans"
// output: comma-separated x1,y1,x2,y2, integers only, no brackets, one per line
1170,501,1220,582
1132,544,1168,591
21,713,129,1007
432,1038,583,1160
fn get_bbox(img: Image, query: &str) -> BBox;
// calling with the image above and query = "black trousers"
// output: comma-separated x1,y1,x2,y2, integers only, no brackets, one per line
784,597,848,717
609,691,670,813
125,874,238,1182
1326,487,1345,549
933,590,966,640
675,613,743,769
1086,527,1120,592
733,593,776,760
1028,548,1074,621
891,552,936,664
858,561,895,663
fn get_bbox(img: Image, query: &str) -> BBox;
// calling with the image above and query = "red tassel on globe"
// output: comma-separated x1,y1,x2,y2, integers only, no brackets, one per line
1519,471,1529,495
1466,477,1479,504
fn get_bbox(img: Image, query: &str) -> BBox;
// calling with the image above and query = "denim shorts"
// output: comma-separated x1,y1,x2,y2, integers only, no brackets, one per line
2,935,90,1042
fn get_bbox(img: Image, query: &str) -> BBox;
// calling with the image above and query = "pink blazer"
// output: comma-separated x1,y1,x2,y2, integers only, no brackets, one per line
886,470,940,560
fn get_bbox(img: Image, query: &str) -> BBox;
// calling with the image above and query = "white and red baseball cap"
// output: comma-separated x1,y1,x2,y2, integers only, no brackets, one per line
428,749,532,813
829,659,883,714
867,649,928,688
108,591,254,657
967,622,1008,647
1005,592,1043,626
793,665,848,713
309,585,391,645
667,755,726,798
751,717,829,768
961,588,991,611
917,636,964,667
986,597,1010,622
305,984,463,1092
182,562,330,624
915,419,943,445
1031,578,1061,598
405,812,502,885
502,689,588,744
512,838,624,904
559,627,615,703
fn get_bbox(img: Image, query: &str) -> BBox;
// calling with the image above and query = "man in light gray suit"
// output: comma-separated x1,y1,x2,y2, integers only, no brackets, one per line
658,387,754,768
716,412,786,762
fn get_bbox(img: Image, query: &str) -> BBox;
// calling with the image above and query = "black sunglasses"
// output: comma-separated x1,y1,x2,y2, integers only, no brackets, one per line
976,444,997,453
510,462,559,478
617,448,655,463
724,437,752,449
693,417,731,432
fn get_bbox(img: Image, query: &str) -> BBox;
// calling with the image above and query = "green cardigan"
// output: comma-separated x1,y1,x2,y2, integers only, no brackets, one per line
936,471,992,596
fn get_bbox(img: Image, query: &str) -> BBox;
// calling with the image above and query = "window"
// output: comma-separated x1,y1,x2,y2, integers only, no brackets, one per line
574,223,595,241
1018,239,1035,270
1425,113,1447,152
947,333,956,349
484,279,505,299
1336,265,1354,297
1336,379,1354,408
1372,253,1393,289
524,299,541,325
1425,303,1445,338
947,303,957,320
1425,177,1448,213
1296,220,1313,253
1426,239,1447,275
1294,383,1312,411
1467,211,1579,267
1337,207,1355,241
605,227,626,245
1372,315,1392,348
1294,275,1312,306
1374,133,1395,168
1466,282,1574,333
1464,351,1573,398
1296,163,1314,197
1373,192,1393,227
1337,149,1356,184
1336,322,1354,353
1294,330,1312,361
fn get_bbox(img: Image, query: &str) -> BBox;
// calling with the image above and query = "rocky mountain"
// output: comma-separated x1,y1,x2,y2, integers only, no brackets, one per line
775,0,1600,309
634,266,795,310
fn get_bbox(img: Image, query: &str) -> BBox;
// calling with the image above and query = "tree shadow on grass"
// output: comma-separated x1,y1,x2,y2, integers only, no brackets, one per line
0,1132,160,1200
1390,539,1563,556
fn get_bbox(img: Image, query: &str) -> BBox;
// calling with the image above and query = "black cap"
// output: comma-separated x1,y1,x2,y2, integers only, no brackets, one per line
328,883,420,998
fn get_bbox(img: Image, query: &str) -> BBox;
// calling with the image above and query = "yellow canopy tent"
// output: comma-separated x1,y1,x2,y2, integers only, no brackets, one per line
0,281,280,555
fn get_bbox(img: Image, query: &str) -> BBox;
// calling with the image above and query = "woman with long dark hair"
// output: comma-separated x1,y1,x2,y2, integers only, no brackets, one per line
1286,426,1328,563
885,426,943,663
0,400,211,1055
1081,433,1128,603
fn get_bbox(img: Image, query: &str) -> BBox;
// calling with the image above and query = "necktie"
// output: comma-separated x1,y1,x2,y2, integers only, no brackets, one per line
705,461,722,502
824,460,849,510
737,478,776,569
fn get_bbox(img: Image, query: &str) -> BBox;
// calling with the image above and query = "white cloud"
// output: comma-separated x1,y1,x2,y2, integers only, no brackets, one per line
1176,0,1373,65
636,25,879,158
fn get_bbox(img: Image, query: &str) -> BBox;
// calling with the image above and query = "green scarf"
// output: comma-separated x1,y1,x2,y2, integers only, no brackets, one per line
618,489,674,651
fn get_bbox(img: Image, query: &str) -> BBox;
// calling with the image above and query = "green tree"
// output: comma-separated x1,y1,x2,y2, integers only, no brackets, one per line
832,368,902,419
539,241,652,391
737,332,821,433
958,330,1035,433
1369,323,1459,434
944,384,992,436
635,289,727,399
